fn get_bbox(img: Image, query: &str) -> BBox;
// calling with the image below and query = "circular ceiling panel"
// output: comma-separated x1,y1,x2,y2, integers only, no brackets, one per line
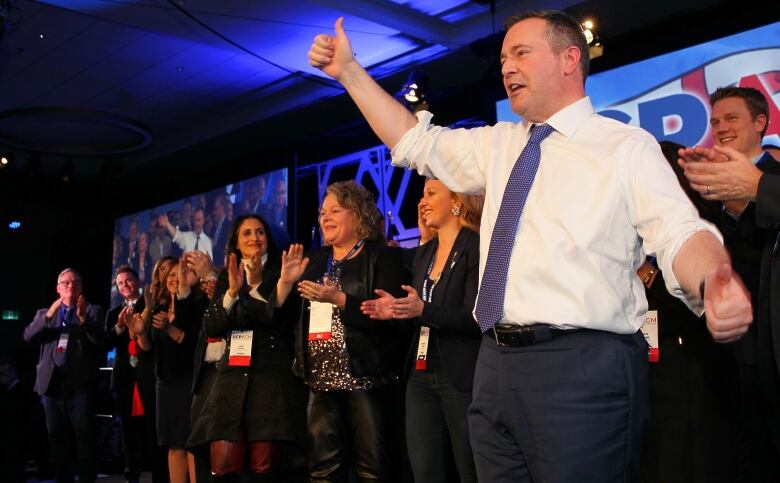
0,107,153,156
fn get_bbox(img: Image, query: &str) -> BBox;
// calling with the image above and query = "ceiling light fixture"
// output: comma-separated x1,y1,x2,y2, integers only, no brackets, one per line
398,70,430,113
581,17,604,60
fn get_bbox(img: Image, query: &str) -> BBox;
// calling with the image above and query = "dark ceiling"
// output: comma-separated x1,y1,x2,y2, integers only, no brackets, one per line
0,0,776,210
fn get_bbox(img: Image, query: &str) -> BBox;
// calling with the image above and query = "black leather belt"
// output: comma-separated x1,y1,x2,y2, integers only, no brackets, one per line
486,323,582,347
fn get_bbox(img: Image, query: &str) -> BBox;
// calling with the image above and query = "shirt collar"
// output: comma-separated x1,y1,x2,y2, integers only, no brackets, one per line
751,152,764,165
524,96,594,139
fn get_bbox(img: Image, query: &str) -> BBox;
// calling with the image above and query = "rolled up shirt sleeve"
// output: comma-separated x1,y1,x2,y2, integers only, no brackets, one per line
623,137,723,314
391,110,489,195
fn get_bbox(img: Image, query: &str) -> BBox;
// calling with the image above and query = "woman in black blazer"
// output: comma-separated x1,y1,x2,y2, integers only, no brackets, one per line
187,214,308,483
362,179,483,483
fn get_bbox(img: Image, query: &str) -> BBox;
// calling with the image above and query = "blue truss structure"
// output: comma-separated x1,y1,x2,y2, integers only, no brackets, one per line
296,144,421,243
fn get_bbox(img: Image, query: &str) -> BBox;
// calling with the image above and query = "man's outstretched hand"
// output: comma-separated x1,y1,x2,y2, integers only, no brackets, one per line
704,263,752,343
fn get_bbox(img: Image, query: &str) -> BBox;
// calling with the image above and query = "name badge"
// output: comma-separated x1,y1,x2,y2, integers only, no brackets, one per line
228,330,253,366
308,301,333,341
415,326,431,371
640,310,660,362
56,333,69,353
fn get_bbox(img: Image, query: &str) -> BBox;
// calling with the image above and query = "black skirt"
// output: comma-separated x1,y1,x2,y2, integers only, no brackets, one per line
187,355,306,447
156,379,193,447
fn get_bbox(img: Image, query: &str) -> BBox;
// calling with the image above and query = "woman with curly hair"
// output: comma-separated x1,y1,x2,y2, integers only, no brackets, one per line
279,180,411,482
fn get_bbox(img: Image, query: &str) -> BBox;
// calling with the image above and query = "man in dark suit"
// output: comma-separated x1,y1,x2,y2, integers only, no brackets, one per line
680,86,780,480
104,265,166,483
23,268,103,483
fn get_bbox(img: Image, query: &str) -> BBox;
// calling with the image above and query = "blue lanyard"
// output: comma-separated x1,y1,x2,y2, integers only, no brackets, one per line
421,251,437,303
325,240,364,280
421,241,459,303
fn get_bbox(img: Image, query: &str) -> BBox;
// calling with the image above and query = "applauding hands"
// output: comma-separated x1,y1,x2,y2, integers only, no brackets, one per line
361,285,424,320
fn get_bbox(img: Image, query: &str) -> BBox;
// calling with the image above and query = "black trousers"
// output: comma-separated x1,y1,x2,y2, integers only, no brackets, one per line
117,377,167,483
307,388,390,482
468,329,648,483
734,364,780,482
42,391,97,483
405,356,477,483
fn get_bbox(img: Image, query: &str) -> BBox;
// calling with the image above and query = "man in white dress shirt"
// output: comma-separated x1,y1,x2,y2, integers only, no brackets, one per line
159,208,213,261
308,9,752,482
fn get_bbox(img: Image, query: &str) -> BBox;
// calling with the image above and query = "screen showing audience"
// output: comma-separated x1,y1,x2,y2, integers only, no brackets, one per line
110,168,288,303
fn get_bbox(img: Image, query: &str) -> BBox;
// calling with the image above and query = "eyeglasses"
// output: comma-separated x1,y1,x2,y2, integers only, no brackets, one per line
57,279,81,286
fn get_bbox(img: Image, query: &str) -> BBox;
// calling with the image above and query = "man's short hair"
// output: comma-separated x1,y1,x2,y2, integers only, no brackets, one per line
710,87,770,137
115,265,139,280
57,268,81,283
504,10,590,82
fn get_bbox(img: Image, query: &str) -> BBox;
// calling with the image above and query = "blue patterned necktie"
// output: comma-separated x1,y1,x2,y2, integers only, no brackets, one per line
475,123,555,332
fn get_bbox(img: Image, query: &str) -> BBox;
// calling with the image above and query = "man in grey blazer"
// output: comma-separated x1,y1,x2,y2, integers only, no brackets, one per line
24,268,104,483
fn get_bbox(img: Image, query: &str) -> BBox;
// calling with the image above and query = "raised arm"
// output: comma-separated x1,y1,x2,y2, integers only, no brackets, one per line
308,17,417,149
23,301,60,344
158,213,177,239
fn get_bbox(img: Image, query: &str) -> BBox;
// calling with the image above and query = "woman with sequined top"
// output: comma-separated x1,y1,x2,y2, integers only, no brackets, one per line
288,180,410,482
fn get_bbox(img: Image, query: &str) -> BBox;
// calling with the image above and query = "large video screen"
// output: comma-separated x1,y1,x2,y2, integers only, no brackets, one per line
110,168,288,303
496,21,780,147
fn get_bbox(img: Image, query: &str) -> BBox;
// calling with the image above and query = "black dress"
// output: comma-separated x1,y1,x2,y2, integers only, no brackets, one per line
187,264,306,445
152,292,205,448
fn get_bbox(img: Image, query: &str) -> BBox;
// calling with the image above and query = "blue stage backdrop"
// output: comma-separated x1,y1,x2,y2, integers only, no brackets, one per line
496,21,780,148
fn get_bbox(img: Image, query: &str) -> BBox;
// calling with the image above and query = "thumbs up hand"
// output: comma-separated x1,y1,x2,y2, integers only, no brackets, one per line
308,17,356,81
704,263,752,343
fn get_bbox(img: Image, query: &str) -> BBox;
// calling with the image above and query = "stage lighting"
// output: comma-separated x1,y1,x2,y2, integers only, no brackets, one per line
583,29,594,45
8,220,21,230
398,70,430,112
1,152,13,168
581,17,603,59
